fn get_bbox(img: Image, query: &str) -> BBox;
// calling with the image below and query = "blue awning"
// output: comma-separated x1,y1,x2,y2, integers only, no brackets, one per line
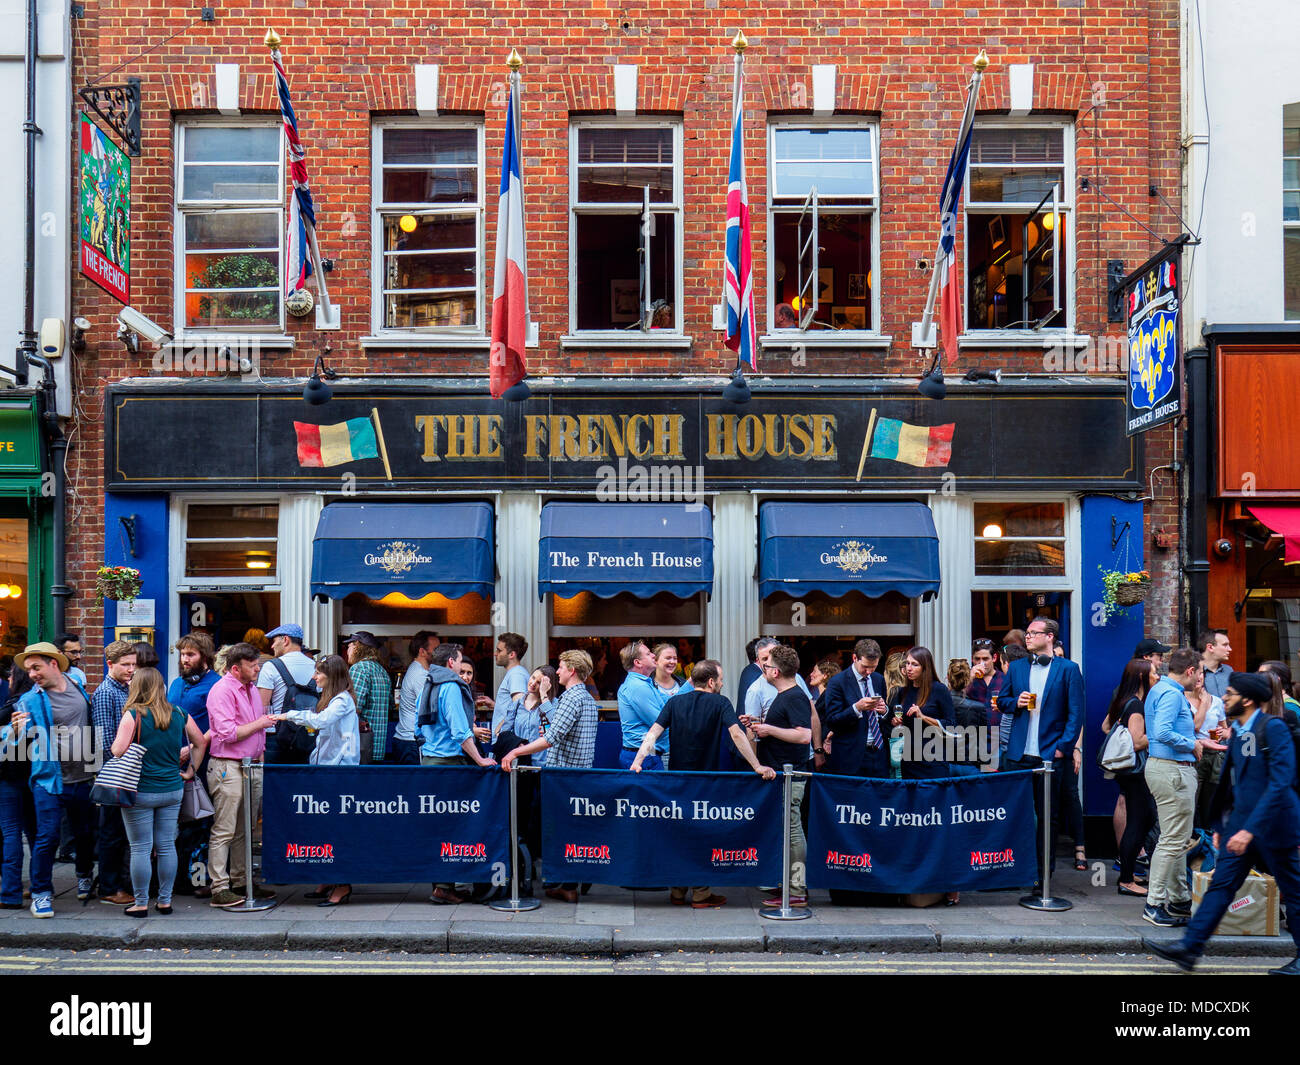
758,501,941,600
538,503,713,600
311,502,494,601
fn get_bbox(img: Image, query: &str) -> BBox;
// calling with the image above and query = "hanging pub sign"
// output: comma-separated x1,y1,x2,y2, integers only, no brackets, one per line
78,115,131,304
1124,246,1181,436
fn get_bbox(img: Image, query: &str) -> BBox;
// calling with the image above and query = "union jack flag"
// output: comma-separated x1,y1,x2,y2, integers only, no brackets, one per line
271,45,316,298
723,50,756,369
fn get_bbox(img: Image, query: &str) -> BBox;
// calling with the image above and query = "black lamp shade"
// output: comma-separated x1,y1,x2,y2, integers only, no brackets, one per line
501,379,532,402
303,375,333,406
722,367,752,405
917,368,946,401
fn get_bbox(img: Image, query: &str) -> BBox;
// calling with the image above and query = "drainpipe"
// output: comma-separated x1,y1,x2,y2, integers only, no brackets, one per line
1183,346,1211,642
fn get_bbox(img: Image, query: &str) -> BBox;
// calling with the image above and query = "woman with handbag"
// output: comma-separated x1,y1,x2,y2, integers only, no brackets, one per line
109,667,208,916
270,654,358,906
1101,658,1158,899
0,668,37,909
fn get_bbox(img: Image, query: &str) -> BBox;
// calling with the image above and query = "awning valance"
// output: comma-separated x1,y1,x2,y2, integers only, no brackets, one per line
1248,504,1300,565
758,501,941,600
538,502,713,600
310,502,494,601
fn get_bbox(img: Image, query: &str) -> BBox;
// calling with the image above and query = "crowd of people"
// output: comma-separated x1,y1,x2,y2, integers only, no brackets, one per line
2,619,1300,976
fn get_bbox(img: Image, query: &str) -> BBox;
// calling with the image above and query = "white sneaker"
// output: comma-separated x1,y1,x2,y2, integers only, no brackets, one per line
30,894,53,918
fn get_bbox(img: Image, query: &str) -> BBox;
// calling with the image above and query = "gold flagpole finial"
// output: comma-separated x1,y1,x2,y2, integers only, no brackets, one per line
264,29,282,50
507,47,523,72
973,49,989,71
731,30,748,54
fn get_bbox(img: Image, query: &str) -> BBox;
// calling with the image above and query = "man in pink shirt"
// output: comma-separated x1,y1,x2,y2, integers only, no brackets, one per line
206,642,279,908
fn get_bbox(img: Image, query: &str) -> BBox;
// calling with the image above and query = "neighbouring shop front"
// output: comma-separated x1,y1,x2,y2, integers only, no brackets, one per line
105,377,1145,811
0,394,53,656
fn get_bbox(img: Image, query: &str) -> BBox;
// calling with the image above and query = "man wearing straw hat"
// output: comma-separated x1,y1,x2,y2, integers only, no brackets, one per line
0,642,97,918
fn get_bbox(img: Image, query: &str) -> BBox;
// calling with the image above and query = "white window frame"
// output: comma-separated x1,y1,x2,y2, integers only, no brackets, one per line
370,120,486,338
969,496,1080,652
1284,105,1300,322
172,495,286,590
173,119,286,338
764,119,882,341
565,119,685,343
962,120,1075,339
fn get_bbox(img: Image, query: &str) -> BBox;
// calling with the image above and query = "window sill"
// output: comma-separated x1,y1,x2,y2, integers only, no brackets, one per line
559,333,693,350
760,333,893,349
958,332,1089,350
169,334,294,349
360,335,490,350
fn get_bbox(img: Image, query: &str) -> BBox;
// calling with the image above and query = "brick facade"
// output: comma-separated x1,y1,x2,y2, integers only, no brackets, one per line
65,0,1183,671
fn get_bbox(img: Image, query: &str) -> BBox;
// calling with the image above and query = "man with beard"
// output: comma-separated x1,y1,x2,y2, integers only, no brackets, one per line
1144,671,1300,973
168,633,219,735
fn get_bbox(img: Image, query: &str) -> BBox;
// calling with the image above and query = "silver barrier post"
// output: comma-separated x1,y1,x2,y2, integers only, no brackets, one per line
1019,762,1071,912
490,764,541,912
227,759,275,913
760,763,812,921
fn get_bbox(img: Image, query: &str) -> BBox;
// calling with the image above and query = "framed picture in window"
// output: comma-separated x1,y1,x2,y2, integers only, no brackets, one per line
817,268,834,303
610,279,639,323
831,305,866,330
848,273,867,300
988,216,1006,249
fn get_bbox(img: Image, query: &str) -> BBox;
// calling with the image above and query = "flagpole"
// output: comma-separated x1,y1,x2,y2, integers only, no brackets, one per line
916,50,988,351
370,407,393,482
265,29,336,324
856,407,879,482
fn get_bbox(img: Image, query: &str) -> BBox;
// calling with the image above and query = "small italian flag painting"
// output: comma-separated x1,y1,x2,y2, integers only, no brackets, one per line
294,409,392,480
856,408,955,478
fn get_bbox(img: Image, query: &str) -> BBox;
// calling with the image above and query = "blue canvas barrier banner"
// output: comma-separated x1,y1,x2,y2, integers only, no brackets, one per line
806,770,1037,894
540,769,784,886
261,765,511,883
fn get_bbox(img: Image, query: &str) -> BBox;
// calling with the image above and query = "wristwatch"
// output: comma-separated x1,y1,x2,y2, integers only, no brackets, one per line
814,747,825,755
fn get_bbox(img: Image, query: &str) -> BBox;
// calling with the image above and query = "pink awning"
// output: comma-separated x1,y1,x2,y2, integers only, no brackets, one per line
1248,505,1300,564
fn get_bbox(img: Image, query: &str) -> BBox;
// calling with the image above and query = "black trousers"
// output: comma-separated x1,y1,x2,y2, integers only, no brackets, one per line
1116,771,1157,883
97,805,130,894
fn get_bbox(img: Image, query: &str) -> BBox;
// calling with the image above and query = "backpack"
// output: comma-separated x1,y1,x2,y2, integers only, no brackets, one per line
269,657,320,762
1257,709,1300,797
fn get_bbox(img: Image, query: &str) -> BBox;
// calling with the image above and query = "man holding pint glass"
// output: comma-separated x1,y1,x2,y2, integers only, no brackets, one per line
997,617,1084,885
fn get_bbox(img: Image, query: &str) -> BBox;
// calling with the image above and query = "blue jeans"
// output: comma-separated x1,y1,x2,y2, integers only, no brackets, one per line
618,749,664,771
121,790,183,907
30,780,97,894
0,781,37,904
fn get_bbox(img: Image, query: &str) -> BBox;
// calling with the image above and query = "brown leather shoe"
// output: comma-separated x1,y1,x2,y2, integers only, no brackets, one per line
544,887,579,904
99,890,134,905
428,887,470,905
691,894,727,909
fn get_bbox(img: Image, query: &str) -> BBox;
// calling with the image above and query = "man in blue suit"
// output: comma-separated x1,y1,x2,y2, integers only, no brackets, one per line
997,617,1084,877
820,639,890,778
1145,671,1300,973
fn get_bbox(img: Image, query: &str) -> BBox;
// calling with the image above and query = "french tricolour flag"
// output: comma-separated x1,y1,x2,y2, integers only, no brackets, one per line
937,122,973,366
489,74,528,399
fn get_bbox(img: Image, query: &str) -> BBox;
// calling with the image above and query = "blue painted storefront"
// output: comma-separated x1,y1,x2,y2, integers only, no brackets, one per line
102,494,169,662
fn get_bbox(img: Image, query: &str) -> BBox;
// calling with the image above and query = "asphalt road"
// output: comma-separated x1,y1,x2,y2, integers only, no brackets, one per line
0,949,1274,975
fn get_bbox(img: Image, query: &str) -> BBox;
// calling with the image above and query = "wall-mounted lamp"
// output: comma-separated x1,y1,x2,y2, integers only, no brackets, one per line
303,346,338,406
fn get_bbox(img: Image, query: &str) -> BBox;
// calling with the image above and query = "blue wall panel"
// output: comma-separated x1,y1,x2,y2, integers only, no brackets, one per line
102,494,169,668
1079,496,1146,817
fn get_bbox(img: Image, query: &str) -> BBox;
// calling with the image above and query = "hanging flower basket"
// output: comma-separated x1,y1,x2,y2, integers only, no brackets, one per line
1100,568,1151,619
95,564,142,605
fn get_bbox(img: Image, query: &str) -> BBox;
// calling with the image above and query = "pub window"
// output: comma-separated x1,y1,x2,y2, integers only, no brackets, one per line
761,591,914,677
548,592,704,702
973,501,1066,577
964,124,1071,332
570,122,682,333
768,123,879,332
372,124,485,332
1285,104,1300,320
182,502,280,583
175,123,284,332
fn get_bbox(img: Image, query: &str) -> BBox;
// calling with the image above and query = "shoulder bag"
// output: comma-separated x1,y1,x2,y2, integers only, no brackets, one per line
92,711,146,807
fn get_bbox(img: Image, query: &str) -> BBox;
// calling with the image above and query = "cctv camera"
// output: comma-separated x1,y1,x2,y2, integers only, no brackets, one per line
116,306,173,346
1213,538,1233,559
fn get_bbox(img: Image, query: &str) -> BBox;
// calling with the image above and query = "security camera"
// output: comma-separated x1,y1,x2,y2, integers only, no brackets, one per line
1213,538,1233,559
39,318,65,358
116,306,173,347
71,317,90,353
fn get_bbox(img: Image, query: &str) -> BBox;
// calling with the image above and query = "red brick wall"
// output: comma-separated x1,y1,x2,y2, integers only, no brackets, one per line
65,0,1183,668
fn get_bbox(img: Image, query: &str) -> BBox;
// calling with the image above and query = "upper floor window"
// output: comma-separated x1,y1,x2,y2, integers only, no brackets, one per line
1285,104,1299,320
570,123,682,333
768,124,879,333
175,124,283,332
372,124,484,333
964,124,1071,332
